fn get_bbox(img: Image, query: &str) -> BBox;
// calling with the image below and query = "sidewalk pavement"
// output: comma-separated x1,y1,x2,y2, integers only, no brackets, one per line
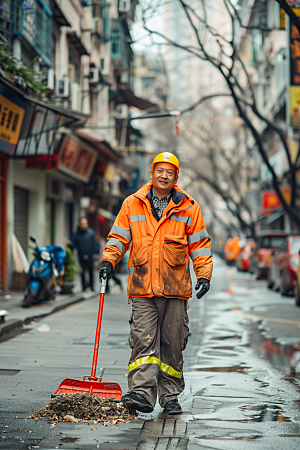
1,261,300,449
0,272,103,339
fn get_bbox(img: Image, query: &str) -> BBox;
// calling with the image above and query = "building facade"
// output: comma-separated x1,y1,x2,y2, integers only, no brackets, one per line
0,0,157,290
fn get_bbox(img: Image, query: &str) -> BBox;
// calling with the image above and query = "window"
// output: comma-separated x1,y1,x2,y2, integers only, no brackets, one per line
14,0,52,65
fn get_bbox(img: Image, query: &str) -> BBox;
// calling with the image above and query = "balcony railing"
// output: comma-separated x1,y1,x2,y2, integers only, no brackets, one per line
111,19,133,71
0,0,13,39
13,0,52,65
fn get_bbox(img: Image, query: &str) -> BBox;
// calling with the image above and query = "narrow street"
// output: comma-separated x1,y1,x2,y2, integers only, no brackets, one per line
1,256,300,449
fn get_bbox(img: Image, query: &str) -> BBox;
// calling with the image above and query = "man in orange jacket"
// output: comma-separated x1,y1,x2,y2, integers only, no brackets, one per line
100,152,213,414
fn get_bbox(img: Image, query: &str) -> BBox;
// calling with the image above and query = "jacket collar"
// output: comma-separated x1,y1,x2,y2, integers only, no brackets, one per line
135,181,187,205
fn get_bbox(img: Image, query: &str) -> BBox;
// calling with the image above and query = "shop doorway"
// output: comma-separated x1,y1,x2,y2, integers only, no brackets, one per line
65,202,74,241
14,186,29,256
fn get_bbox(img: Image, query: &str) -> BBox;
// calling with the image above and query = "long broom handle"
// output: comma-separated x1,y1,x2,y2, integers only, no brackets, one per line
89,276,107,381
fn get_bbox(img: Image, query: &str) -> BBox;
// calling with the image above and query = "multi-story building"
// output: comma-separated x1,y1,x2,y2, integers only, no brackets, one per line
0,0,156,290
235,0,300,233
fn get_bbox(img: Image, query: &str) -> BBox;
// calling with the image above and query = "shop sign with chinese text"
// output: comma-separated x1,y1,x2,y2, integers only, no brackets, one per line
58,134,98,183
0,87,26,155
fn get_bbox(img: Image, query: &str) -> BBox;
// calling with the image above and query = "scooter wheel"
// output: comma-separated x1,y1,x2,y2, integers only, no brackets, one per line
22,293,37,308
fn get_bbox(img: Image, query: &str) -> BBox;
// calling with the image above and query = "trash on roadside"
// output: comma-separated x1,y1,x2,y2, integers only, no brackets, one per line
37,324,50,332
29,393,138,425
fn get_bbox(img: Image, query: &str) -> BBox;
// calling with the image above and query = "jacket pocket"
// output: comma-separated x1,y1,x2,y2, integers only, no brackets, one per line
129,240,151,296
163,235,187,267
162,235,191,297
132,242,148,266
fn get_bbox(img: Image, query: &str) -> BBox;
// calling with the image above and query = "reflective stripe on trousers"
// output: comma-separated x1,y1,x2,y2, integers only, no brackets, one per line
128,355,182,378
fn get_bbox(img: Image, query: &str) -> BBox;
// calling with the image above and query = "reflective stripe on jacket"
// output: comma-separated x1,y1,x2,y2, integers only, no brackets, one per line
102,181,213,300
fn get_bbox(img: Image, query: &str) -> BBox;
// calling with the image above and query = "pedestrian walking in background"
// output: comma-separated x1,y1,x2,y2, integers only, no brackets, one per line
99,152,213,415
71,217,99,292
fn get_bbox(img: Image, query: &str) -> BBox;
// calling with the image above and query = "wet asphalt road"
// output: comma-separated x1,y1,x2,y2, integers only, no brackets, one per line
1,255,300,449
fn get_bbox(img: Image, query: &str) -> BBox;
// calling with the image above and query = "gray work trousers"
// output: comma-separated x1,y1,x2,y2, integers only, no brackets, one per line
127,296,189,408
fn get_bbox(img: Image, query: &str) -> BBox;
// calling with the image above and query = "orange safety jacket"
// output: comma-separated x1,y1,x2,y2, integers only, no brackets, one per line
102,181,213,300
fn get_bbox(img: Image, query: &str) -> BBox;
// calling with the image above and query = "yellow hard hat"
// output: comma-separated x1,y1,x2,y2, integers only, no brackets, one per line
151,152,180,173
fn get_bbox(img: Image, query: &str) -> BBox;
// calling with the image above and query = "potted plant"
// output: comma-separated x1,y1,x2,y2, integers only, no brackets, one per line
61,247,81,295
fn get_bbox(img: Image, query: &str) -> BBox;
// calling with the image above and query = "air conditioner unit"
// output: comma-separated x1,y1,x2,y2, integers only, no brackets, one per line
42,68,56,91
119,0,131,13
120,71,129,84
115,103,128,118
71,82,81,111
82,11,93,31
92,17,103,35
100,55,110,76
57,78,70,97
89,67,100,84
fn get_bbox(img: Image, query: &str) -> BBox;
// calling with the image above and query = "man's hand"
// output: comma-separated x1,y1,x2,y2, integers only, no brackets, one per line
195,278,210,299
99,261,113,281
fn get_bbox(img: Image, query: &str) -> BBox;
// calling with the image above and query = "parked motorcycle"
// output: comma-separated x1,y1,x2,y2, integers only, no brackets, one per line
22,236,66,308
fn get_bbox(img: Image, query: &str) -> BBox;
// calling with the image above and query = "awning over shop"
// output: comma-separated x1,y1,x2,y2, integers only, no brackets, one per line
73,128,121,162
67,31,90,56
114,88,159,112
0,77,89,157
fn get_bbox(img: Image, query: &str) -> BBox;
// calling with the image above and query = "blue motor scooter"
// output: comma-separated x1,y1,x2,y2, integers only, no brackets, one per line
22,236,66,308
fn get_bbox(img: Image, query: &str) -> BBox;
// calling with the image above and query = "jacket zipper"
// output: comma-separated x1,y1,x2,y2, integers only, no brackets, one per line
163,244,174,255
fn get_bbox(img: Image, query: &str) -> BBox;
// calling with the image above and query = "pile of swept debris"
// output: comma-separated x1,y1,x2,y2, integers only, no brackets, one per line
29,393,138,426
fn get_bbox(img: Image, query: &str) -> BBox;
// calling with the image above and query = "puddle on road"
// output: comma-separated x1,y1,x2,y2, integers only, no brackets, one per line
213,346,235,350
249,325,300,383
196,435,262,441
211,335,241,340
279,434,300,437
240,404,291,422
201,349,237,357
196,365,250,373
60,437,80,443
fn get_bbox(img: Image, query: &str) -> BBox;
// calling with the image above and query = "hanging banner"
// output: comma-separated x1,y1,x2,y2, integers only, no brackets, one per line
290,85,300,126
26,155,59,169
58,134,98,183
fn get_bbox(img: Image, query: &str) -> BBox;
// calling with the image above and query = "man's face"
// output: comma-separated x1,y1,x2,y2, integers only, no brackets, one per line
79,218,88,230
150,162,178,196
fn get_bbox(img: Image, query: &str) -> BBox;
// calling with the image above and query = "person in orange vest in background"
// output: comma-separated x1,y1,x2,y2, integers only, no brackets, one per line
224,238,233,261
99,152,213,415
224,236,241,264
